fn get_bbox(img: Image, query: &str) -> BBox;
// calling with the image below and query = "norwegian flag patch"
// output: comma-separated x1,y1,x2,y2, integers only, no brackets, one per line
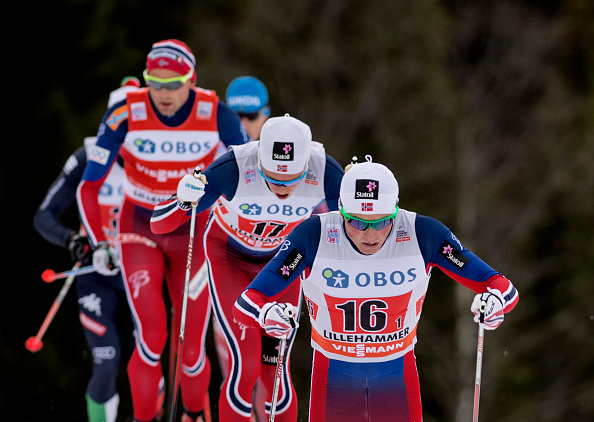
361,203,373,212
277,164,288,172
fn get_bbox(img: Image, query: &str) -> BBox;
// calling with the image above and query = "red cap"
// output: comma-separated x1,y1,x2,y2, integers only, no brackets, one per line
146,39,196,80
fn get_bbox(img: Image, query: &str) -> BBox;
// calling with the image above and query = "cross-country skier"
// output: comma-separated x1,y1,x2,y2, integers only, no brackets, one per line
33,77,140,422
150,114,344,421
77,39,249,422
233,155,519,422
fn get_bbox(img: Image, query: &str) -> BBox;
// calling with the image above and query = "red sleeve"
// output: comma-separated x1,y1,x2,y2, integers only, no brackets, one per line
76,178,106,246
233,289,268,329
150,198,192,234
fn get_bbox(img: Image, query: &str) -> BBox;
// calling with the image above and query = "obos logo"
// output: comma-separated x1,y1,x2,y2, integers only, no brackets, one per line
133,138,156,153
323,268,349,288
239,203,262,215
322,267,417,288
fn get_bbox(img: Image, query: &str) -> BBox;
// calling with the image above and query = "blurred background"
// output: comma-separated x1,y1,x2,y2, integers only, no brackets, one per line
2,0,593,421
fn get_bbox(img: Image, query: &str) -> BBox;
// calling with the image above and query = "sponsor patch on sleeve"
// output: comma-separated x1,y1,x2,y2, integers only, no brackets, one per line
439,241,469,269
275,247,304,281
88,145,111,166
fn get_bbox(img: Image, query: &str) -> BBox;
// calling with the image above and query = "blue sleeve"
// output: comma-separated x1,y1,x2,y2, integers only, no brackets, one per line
33,146,87,247
416,215,500,282
323,154,344,211
195,149,240,213
246,216,322,298
81,103,127,182
217,102,249,146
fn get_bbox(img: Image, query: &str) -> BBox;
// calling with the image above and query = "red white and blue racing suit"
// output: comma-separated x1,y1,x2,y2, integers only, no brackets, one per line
234,211,519,422
77,87,248,421
151,141,344,421
34,139,130,421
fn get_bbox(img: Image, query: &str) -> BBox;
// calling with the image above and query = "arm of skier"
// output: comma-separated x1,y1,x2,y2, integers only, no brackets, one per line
217,101,249,146
34,146,87,248
417,215,519,328
233,216,321,330
77,103,127,247
150,149,241,234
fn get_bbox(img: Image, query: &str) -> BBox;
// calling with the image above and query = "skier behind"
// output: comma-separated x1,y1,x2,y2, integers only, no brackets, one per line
233,155,519,422
33,77,140,422
77,39,249,422
150,114,344,421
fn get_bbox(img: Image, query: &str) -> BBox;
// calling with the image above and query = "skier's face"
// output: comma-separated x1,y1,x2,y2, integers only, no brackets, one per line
343,213,392,255
146,68,193,117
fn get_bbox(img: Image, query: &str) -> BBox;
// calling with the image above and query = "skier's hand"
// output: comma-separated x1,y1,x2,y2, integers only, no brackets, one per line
258,302,299,338
67,233,91,263
176,172,206,204
471,288,505,330
92,241,120,276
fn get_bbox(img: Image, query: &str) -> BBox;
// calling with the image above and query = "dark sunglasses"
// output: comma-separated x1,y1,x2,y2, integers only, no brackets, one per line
340,206,399,231
238,112,261,121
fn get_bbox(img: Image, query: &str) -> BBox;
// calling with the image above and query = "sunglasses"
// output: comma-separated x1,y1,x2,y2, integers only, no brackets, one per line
340,206,399,231
238,112,260,121
238,105,270,121
257,165,308,187
143,69,193,90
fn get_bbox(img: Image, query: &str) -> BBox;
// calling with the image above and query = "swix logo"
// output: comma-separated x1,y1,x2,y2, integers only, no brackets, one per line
79,293,102,316
322,267,417,288
128,270,150,298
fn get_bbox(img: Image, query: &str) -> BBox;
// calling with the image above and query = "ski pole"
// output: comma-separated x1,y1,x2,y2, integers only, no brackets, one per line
167,167,205,422
41,264,96,283
472,301,487,422
269,305,297,422
25,262,81,352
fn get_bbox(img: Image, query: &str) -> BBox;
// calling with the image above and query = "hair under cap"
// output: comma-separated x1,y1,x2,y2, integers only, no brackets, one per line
339,155,399,215
146,39,196,81
226,76,269,114
259,114,311,174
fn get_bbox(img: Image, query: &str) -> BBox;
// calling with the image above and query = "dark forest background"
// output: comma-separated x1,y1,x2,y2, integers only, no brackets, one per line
2,1,593,421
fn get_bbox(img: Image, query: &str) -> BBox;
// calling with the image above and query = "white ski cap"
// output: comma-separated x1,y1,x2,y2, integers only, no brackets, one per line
259,113,311,174
340,155,399,215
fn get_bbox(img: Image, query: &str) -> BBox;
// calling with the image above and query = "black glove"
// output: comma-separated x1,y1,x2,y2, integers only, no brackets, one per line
67,233,91,263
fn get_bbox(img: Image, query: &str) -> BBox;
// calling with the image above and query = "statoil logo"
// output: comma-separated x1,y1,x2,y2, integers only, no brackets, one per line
322,267,417,288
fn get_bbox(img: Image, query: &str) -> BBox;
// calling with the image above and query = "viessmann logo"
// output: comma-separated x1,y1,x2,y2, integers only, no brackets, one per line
322,267,417,288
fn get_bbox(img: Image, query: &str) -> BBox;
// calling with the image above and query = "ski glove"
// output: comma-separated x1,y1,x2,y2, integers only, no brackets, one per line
471,288,505,330
67,233,91,263
258,302,299,338
177,173,206,204
92,241,120,276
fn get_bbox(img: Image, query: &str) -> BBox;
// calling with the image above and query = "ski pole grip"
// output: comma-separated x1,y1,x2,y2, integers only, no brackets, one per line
479,300,487,324
193,166,207,185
